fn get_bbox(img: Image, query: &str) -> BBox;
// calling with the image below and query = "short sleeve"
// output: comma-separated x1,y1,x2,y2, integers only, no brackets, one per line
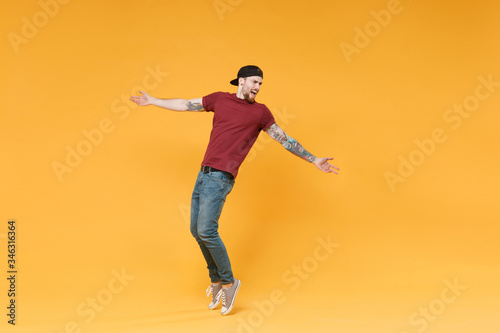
260,105,275,131
202,92,221,112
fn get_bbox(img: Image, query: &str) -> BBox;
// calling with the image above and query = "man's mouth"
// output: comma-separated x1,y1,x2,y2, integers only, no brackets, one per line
250,90,258,98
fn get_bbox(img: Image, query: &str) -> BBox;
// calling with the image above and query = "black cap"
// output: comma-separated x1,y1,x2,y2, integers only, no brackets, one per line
230,65,263,86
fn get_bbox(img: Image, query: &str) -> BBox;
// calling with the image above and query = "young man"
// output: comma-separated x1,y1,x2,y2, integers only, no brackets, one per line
130,65,339,315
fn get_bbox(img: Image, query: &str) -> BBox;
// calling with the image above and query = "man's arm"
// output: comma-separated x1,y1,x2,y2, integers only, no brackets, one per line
130,91,205,112
265,123,339,174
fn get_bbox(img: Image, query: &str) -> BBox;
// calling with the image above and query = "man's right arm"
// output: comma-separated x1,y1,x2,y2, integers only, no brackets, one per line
130,91,205,112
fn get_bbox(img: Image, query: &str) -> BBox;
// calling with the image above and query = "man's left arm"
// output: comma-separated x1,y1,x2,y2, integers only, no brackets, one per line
265,123,339,174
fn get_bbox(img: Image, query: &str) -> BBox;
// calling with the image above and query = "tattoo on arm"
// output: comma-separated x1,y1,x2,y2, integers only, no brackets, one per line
266,123,288,143
283,138,316,162
186,101,203,111
266,123,316,163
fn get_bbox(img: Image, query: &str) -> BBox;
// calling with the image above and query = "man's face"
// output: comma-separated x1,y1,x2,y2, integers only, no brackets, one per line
240,76,263,104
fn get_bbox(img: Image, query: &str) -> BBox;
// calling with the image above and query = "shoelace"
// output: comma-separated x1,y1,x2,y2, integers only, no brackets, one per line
216,289,226,306
205,285,213,297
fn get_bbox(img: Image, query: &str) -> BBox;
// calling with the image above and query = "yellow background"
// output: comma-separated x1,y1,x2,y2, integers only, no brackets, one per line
1,0,499,332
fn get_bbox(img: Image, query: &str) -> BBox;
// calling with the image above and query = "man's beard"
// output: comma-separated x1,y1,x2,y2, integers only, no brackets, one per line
243,91,256,104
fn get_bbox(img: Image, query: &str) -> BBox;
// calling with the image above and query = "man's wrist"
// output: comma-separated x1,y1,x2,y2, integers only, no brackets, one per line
149,96,159,107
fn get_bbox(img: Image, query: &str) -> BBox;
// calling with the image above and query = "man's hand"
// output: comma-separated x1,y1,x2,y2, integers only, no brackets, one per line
130,91,153,106
313,157,340,174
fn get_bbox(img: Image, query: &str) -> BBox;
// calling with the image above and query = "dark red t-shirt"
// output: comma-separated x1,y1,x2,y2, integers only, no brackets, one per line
201,92,275,178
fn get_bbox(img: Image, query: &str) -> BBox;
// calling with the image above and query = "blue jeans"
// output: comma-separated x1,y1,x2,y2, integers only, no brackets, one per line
190,170,235,284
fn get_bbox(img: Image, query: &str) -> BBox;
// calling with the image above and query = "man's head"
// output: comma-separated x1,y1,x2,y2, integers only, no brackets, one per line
231,65,263,104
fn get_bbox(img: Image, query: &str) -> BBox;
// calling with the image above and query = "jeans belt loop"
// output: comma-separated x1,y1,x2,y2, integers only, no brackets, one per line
201,166,233,179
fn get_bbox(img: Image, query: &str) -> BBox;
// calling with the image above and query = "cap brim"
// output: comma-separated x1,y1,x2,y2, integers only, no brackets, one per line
230,78,239,86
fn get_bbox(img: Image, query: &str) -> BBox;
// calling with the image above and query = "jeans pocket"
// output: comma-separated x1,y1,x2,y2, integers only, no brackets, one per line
208,171,234,185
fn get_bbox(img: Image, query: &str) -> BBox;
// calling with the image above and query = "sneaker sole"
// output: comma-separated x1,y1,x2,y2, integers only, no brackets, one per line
208,298,221,310
221,280,241,316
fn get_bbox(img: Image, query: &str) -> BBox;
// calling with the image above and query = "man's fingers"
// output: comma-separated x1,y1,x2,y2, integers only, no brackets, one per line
328,166,339,174
321,157,339,171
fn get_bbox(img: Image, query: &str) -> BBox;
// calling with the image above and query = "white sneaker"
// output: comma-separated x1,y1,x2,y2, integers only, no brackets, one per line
218,279,241,316
206,283,223,310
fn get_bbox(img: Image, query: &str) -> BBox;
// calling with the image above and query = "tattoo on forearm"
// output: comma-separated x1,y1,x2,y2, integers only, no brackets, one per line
283,138,316,162
266,123,287,143
266,123,315,162
186,101,203,111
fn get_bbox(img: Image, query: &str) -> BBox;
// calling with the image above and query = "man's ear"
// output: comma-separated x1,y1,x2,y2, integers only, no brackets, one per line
239,77,245,86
